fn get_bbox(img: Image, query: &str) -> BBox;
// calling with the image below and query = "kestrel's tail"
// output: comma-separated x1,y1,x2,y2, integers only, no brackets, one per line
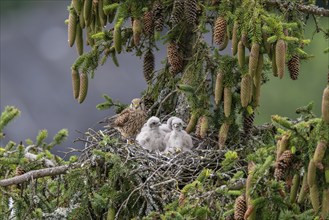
98,115,117,125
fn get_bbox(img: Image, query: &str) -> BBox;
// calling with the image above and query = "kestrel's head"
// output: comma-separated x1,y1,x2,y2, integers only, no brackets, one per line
130,98,145,110
172,118,184,131
147,116,161,129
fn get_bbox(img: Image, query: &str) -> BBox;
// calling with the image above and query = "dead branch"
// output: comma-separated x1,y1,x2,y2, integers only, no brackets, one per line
0,163,80,187
266,0,329,17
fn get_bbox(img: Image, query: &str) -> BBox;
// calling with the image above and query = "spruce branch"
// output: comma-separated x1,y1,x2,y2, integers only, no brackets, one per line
266,0,329,17
0,163,80,187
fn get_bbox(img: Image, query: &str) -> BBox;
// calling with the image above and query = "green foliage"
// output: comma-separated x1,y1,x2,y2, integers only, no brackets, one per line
0,106,20,138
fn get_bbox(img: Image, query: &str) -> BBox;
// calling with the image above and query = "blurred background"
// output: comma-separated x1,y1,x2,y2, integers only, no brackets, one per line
0,1,328,156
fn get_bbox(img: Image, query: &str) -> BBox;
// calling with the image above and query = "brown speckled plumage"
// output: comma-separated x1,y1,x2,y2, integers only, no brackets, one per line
107,98,147,139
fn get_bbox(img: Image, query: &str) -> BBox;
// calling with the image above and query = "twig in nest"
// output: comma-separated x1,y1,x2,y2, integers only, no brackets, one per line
155,90,177,117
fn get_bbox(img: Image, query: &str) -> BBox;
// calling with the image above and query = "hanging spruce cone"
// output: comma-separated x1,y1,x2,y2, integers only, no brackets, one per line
214,71,224,105
248,43,260,77
234,195,247,220
98,0,107,27
186,112,199,133
231,21,238,56
16,166,25,176
321,84,329,124
184,0,197,26
71,68,80,99
170,0,184,25
270,45,277,78
224,87,232,117
153,2,164,31
240,74,252,108
321,188,329,219
195,115,208,139
276,39,286,79
68,8,77,47
195,116,202,138
213,16,227,46
133,19,142,46
78,72,88,103
238,41,245,68
72,0,82,14
83,0,92,26
310,185,320,213
242,111,254,139
113,26,122,53
143,11,154,37
167,42,183,75
75,23,83,55
143,50,155,84
288,55,300,80
219,122,230,148
274,150,293,180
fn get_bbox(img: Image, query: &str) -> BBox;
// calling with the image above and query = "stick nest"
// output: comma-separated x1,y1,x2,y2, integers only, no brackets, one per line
76,125,244,216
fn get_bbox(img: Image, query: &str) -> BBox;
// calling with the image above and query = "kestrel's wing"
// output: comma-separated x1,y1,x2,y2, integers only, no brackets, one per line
113,109,131,127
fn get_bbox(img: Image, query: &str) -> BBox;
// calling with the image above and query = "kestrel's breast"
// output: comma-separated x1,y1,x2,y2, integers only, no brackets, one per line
118,110,147,138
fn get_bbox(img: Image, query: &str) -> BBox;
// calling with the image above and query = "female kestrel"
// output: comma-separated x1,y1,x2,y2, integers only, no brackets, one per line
106,98,147,141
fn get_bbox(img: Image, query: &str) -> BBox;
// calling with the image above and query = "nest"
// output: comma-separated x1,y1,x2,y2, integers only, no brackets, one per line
75,126,246,216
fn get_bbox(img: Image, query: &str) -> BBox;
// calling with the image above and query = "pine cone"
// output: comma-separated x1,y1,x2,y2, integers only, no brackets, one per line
237,41,245,68
78,72,88,103
113,26,122,53
143,50,155,84
275,39,286,79
68,8,77,47
242,111,254,139
133,19,142,46
224,87,232,117
143,11,154,37
195,115,208,139
213,16,227,46
71,68,80,99
275,150,293,180
219,122,230,148
231,21,238,56
184,0,197,26
167,42,183,75
248,43,260,77
170,0,184,25
186,112,198,133
83,0,92,26
195,116,202,138
288,55,300,80
72,0,82,14
153,2,164,31
16,166,25,176
322,85,329,124
240,74,252,108
75,23,83,55
234,195,247,220
214,71,224,105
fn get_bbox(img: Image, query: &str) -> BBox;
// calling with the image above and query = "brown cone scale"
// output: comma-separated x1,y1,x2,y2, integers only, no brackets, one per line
288,55,300,80
213,16,227,46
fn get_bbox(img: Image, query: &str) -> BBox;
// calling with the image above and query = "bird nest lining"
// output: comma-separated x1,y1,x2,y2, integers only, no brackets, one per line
76,127,244,215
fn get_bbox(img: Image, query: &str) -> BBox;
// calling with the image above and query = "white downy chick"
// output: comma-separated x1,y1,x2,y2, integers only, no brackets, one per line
159,116,179,133
164,118,193,153
136,116,166,152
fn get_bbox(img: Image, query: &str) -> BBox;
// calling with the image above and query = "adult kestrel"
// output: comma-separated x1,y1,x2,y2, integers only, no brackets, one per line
106,98,147,141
